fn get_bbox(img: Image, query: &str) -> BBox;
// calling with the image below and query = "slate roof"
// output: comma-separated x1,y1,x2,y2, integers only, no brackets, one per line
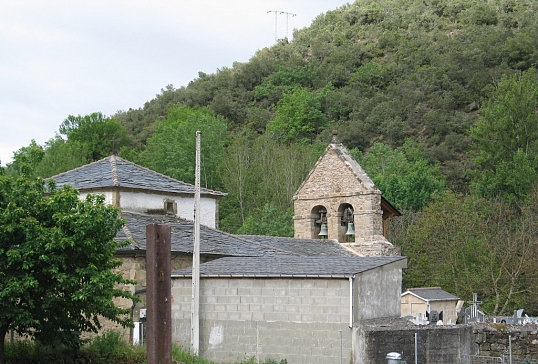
238,235,357,257
116,212,297,257
403,287,460,301
172,256,407,278
49,155,225,197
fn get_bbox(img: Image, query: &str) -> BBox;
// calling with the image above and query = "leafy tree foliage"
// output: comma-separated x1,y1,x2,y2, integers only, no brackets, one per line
237,204,294,237
266,86,330,143
0,172,134,363
34,137,91,178
139,105,227,189
4,140,45,177
354,140,445,211
59,112,131,161
403,191,538,315
470,68,538,200
218,134,322,233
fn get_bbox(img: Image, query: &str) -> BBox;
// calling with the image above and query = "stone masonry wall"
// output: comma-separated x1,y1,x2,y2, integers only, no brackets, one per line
171,277,353,364
293,144,396,257
356,318,538,364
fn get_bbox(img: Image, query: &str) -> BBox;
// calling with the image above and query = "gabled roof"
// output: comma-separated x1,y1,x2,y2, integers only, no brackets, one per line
402,287,460,302
116,212,291,257
49,155,225,197
294,133,379,199
237,235,357,257
172,256,407,278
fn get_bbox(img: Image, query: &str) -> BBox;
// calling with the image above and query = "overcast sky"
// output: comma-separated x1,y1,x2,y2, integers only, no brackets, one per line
1,0,348,165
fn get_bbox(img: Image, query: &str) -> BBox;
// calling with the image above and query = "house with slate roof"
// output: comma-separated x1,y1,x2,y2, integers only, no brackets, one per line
401,287,461,324
50,155,225,228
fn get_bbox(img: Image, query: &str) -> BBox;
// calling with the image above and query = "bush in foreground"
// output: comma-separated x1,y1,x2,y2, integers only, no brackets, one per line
4,331,287,364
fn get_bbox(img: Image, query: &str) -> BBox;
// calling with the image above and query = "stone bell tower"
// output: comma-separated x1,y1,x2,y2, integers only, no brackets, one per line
292,131,400,257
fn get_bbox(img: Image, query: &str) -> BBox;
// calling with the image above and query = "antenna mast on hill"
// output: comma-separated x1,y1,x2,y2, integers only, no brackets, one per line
267,10,296,41
280,11,296,40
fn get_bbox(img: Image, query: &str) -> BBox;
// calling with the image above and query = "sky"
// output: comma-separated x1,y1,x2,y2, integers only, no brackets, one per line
0,0,348,165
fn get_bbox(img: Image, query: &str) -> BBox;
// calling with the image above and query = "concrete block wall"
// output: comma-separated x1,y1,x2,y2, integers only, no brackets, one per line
355,263,404,320
171,277,353,363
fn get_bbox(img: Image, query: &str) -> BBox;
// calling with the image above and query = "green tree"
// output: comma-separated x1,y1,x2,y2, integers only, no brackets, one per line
35,137,91,178
354,140,445,211
404,190,538,315
266,86,329,143
237,204,294,237
218,134,321,234
4,140,45,177
60,112,131,161
470,68,538,200
0,173,134,363
140,105,227,189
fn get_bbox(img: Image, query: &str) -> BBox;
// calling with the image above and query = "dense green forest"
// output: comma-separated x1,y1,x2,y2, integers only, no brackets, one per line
6,0,538,315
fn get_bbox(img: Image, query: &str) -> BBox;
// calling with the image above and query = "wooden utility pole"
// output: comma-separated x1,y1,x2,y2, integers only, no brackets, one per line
146,224,172,364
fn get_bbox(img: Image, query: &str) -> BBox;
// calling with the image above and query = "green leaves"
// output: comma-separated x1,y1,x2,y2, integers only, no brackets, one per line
470,68,538,200
267,86,330,143
140,105,227,189
0,173,133,353
354,140,445,211
403,191,538,315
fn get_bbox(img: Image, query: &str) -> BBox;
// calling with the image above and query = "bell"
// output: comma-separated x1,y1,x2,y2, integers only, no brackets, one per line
345,222,355,236
318,223,328,238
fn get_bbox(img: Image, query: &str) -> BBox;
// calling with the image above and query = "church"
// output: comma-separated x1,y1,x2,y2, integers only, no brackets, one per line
50,132,406,364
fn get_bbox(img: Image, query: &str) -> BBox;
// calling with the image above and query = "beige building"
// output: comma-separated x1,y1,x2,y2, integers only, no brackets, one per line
401,287,461,324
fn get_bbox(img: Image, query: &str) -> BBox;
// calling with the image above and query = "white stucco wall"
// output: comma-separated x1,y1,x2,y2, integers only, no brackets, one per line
119,191,217,228
78,190,218,228
79,191,113,205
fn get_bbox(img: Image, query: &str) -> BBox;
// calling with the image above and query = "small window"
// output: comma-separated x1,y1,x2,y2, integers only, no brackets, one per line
164,200,176,215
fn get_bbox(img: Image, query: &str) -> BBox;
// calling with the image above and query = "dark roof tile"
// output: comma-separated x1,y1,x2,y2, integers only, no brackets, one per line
116,212,290,257
172,256,406,278
237,235,357,257
50,156,225,196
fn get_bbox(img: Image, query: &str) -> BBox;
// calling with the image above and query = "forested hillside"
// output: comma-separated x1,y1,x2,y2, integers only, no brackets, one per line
7,0,538,315
116,0,538,188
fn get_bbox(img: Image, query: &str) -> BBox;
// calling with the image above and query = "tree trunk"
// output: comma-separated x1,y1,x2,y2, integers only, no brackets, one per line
0,325,8,364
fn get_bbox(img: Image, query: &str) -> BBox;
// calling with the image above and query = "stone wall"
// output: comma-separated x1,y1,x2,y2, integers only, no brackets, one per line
356,318,538,364
473,323,538,360
292,143,397,257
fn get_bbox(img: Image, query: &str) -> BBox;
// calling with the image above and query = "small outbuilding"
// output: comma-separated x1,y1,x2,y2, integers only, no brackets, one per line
401,287,460,324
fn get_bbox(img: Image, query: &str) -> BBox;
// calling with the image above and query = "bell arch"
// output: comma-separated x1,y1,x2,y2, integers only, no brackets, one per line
338,203,355,243
311,205,328,239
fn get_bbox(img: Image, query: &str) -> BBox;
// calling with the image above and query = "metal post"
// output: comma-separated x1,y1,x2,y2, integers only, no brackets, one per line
415,332,418,364
509,334,512,364
191,131,201,355
267,10,279,41
146,224,172,364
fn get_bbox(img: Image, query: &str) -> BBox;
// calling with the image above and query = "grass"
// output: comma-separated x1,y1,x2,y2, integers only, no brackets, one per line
4,331,287,364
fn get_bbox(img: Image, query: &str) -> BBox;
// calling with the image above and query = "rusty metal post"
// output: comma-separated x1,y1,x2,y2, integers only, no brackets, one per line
146,224,172,364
